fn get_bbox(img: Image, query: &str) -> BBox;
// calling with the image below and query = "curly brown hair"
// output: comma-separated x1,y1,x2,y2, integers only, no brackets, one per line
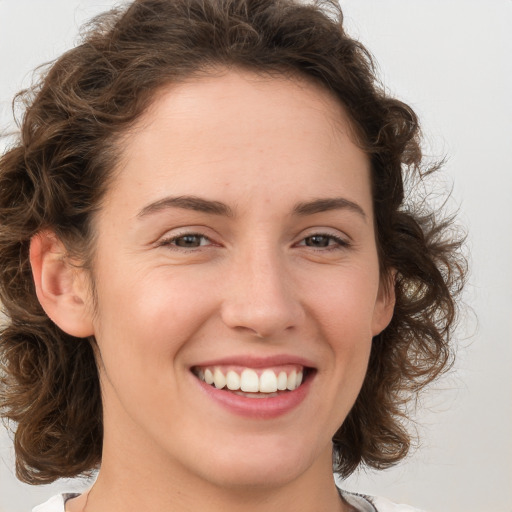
0,0,465,484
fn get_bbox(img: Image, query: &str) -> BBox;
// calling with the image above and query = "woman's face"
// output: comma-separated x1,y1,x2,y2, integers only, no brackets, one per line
86,69,394,489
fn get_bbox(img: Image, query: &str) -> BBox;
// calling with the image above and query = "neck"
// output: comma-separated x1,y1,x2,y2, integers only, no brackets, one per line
77,458,347,512
71,392,349,512
71,442,348,512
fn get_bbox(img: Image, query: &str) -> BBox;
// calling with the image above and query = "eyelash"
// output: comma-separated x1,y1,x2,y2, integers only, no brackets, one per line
157,232,212,250
157,232,350,252
297,233,350,251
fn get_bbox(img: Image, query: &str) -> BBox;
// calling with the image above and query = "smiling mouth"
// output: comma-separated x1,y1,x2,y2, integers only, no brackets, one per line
191,365,312,397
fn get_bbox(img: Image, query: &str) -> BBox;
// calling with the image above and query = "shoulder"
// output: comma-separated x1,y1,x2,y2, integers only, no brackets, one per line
369,495,427,512
32,495,65,512
32,494,79,512
339,489,427,512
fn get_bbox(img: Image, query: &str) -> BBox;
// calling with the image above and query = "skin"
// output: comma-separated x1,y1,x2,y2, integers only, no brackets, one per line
31,69,394,512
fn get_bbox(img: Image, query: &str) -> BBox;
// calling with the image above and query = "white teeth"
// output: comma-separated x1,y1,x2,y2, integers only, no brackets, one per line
226,370,241,391
196,366,306,394
277,372,288,391
204,368,214,385
240,369,259,392
277,371,288,391
286,370,297,391
259,369,278,393
213,368,226,389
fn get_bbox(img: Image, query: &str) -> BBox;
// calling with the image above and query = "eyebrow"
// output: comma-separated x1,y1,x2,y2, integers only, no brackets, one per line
137,195,234,218
137,195,366,221
293,197,367,221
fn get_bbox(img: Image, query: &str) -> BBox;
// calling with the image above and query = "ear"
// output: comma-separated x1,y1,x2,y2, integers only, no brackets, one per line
371,270,396,336
30,231,94,338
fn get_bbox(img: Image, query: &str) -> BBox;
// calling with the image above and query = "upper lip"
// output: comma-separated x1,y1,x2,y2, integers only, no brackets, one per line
190,354,316,370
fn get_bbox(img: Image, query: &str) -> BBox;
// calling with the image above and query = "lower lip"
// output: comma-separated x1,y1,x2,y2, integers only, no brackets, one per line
194,373,313,419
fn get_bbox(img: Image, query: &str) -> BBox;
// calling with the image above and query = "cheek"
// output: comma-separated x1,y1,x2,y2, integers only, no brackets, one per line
307,267,378,377
90,266,217,384
306,264,380,335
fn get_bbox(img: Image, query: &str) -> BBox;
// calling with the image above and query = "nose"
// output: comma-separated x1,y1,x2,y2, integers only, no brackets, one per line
220,247,304,339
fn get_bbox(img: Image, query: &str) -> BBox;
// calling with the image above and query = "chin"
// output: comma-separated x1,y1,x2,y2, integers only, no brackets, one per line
205,462,307,491
191,438,319,490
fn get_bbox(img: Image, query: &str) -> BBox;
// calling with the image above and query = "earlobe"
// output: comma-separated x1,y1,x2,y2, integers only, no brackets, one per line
371,270,396,336
30,231,94,338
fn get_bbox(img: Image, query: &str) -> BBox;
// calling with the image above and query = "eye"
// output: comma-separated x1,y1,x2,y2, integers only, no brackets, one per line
159,233,212,249
298,233,349,250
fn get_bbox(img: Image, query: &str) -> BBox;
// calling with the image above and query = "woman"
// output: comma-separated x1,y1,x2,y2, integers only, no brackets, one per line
0,0,465,510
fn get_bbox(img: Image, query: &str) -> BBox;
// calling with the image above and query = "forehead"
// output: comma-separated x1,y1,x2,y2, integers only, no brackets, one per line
104,68,371,218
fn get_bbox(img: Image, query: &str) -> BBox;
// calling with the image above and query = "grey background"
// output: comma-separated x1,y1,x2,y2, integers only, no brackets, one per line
1,1,511,511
